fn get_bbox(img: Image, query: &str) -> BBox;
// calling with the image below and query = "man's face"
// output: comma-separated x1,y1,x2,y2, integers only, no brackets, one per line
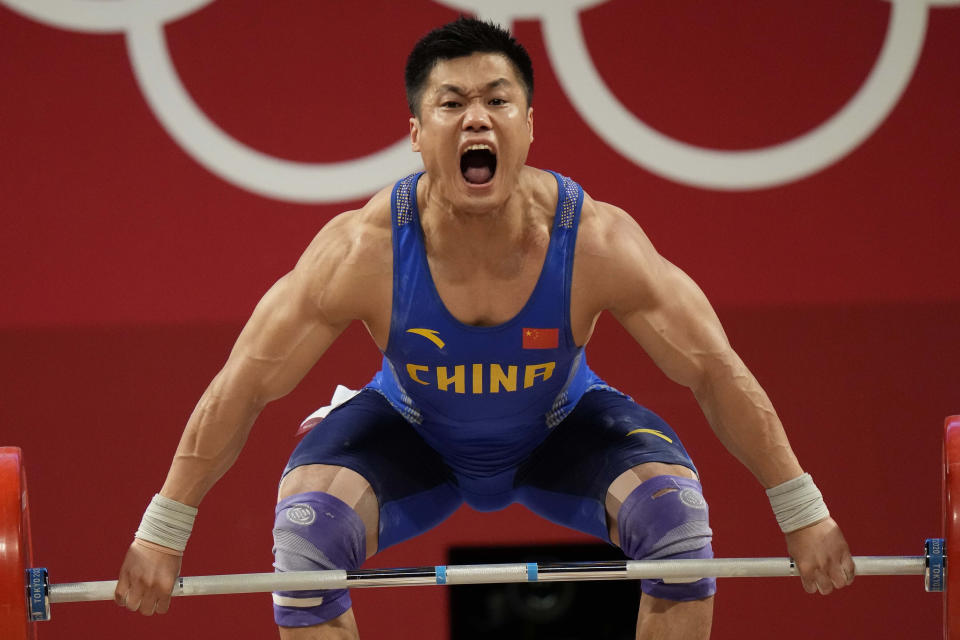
410,52,534,212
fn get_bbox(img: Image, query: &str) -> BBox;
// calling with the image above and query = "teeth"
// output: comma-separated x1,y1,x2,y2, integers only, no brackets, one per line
464,144,493,153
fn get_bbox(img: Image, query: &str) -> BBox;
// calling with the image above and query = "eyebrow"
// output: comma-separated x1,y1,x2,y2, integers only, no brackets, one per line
435,78,514,97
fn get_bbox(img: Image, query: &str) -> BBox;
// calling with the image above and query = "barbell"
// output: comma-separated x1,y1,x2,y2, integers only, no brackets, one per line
2,414,958,639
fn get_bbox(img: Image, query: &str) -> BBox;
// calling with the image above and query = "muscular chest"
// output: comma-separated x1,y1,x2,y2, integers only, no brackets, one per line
427,248,544,327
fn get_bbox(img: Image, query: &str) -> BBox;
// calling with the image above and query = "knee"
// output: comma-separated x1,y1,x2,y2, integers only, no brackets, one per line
272,492,366,627
617,475,716,601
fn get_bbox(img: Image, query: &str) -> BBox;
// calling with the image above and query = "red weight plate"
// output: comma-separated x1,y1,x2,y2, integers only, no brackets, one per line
0,447,33,640
945,417,960,640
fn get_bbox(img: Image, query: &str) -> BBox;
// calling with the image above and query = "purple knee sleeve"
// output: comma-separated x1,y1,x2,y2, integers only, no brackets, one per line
618,475,717,601
272,492,367,627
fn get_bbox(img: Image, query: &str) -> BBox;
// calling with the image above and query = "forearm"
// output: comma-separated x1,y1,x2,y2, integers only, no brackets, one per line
159,370,265,506
692,352,802,488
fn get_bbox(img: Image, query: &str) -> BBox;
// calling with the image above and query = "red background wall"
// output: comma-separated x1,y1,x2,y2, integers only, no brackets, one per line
2,1,958,638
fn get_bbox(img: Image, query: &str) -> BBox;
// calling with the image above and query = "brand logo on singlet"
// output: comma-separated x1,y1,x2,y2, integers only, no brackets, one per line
625,428,673,444
406,328,445,349
405,362,556,394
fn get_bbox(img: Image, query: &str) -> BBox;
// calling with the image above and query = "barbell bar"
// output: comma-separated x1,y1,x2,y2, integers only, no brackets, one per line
2,413,958,639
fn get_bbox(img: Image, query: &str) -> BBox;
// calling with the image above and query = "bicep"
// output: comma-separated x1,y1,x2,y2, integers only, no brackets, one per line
224,269,348,407
607,233,732,391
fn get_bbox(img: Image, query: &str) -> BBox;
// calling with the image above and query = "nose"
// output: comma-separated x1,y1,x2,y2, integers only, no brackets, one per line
462,101,491,131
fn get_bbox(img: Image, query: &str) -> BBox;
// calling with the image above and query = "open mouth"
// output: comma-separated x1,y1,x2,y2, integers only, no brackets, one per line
460,145,497,185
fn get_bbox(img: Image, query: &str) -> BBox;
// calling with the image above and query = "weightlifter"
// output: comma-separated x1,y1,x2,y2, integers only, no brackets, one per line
115,17,855,639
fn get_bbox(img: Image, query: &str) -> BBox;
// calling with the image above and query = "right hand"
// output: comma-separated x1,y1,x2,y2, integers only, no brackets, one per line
115,540,182,615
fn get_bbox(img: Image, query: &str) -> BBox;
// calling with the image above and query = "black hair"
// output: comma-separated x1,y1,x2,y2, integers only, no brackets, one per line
404,17,534,118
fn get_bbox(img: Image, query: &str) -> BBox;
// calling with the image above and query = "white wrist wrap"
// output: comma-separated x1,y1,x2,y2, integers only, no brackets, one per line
134,494,198,552
765,473,830,533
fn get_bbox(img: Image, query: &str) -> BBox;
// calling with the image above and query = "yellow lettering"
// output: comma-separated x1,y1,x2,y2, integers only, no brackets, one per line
437,365,465,393
489,364,518,393
472,363,483,394
404,362,558,393
406,364,429,385
524,362,555,388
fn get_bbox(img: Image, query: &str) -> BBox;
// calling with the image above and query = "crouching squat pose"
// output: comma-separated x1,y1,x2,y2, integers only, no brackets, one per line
115,18,855,639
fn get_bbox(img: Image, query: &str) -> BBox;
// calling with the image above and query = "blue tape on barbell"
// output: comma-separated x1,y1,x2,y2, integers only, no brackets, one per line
526,562,538,582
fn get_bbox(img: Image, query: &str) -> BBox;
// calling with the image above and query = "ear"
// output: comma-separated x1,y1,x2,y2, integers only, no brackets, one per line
409,117,422,152
527,107,534,144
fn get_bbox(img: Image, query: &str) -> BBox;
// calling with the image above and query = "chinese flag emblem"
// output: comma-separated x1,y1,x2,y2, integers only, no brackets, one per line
522,327,559,349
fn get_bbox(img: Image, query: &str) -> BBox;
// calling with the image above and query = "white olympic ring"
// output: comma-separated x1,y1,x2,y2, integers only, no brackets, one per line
2,0,958,201
443,0,960,190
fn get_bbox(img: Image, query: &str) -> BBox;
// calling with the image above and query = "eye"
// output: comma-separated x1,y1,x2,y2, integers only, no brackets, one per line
442,100,462,109
489,98,506,106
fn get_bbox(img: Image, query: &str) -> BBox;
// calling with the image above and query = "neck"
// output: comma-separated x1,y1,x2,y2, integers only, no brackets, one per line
418,172,535,259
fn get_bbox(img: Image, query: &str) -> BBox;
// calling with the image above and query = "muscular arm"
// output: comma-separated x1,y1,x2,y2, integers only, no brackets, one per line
116,196,392,615
160,201,391,506
160,267,347,505
612,241,799,486
576,199,853,594
577,201,799,485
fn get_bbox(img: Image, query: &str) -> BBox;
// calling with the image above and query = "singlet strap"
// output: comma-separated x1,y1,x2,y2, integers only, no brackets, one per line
392,172,422,228
555,173,583,231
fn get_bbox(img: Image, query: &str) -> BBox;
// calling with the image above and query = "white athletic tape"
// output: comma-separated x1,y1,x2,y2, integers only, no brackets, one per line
272,594,325,608
765,473,830,533
134,493,197,552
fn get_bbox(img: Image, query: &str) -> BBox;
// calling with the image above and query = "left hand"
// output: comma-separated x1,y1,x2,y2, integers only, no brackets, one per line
785,517,855,595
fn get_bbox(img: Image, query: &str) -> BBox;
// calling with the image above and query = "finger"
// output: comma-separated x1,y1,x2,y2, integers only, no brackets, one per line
827,561,849,590
114,583,126,607
123,582,145,612
156,593,172,615
842,555,856,585
816,578,834,596
139,596,159,617
125,595,143,613
800,566,830,595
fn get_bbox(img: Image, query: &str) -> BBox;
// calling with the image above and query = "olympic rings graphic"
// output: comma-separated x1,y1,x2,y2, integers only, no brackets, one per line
440,0,960,190
3,0,958,202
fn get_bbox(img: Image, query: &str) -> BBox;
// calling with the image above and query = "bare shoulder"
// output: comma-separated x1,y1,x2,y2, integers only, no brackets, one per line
574,192,665,312
293,185,393,324
570,191,667,343
300,186,392,269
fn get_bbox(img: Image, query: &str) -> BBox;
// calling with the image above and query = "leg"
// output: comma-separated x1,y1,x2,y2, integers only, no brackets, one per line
279,609,360,640
515,390,714,639
605,462,698,548
273,390,462,639
278,464,380,557
607,464,715,640
275,464,376,640
634,594,714,640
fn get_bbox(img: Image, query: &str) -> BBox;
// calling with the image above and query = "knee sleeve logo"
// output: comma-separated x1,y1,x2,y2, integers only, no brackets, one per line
679,488,707,510
286,504,317,526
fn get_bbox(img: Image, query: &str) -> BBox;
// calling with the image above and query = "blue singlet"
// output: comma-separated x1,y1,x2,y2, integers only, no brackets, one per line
285,170,698,546
366,170,611,487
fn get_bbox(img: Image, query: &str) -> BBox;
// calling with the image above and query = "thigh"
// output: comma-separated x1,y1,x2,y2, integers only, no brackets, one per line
282,389,463,551
513,389,698,541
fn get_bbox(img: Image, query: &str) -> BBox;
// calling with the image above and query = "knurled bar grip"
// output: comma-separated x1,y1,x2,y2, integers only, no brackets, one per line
47,556,927,604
